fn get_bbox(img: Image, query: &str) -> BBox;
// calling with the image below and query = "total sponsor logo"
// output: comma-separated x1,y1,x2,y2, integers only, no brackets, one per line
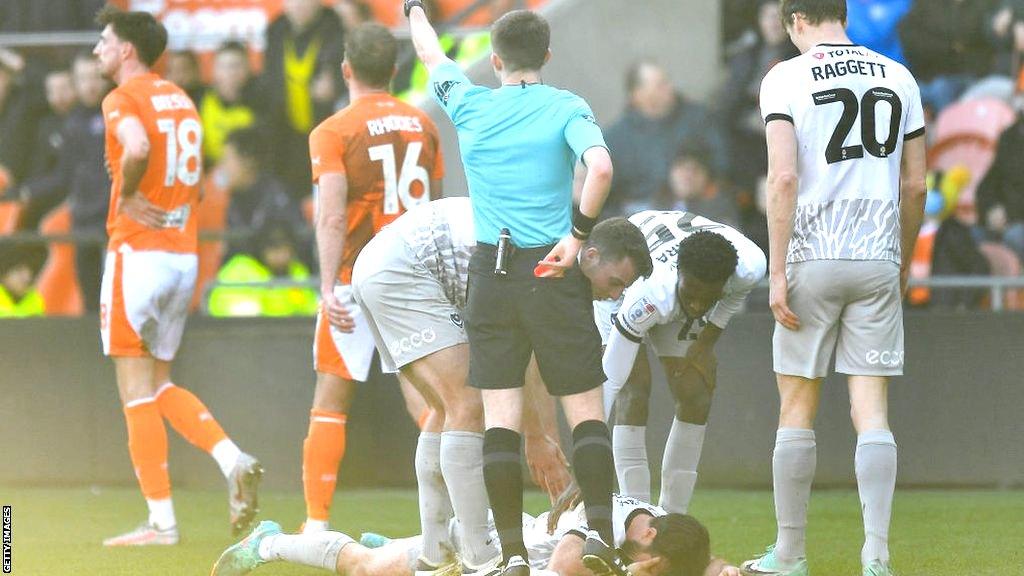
865,350,904,367
391,328,437,356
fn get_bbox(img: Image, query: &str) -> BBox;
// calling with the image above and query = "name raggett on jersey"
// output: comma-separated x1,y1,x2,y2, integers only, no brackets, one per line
810,47,889,82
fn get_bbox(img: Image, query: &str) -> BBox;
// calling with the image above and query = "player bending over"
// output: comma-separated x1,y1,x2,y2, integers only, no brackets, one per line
93,7,261,546
346,196,653,575
596,211,765,513
212,491,741,576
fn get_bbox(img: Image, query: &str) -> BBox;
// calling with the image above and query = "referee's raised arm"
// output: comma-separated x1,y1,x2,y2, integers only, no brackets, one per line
405,0,451,72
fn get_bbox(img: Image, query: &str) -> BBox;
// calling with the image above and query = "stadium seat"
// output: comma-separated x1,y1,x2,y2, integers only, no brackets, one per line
978,242,1023,311
36,204,84,317
928,98,1017,218
0,201,21,234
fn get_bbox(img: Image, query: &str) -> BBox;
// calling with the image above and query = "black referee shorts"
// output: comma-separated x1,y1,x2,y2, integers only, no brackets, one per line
466,243,605,397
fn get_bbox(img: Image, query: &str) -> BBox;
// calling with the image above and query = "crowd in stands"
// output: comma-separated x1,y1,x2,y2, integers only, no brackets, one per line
2,0,1023,317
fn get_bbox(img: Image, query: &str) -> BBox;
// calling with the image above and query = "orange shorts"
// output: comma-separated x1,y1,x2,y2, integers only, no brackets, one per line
100,248,197,361
313,284,376,382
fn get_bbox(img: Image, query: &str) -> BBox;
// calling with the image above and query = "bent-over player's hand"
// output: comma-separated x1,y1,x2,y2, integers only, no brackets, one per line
118,193,167,228
769,272,800,331
321,290,355,333
537,235,583,278
627,557,665,576
546,480,581,534
525,433,572,504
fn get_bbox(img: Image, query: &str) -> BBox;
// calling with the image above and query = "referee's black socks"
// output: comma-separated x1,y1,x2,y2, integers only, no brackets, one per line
483,427,528,563
572,419,615,544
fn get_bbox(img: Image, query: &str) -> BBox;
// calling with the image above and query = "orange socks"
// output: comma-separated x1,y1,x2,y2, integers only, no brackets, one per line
155,383,228,453
124,399,171,501
302,409,348,521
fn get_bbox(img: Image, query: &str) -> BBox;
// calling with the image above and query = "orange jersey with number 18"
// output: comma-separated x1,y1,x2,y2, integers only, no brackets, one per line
103,73,202,254
309,92,444,284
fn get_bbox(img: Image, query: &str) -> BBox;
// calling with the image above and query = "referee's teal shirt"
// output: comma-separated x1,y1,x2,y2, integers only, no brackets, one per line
429,60,608,248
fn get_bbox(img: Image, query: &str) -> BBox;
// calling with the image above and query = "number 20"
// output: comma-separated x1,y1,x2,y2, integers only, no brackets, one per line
813,87,903,164
368,142,430,215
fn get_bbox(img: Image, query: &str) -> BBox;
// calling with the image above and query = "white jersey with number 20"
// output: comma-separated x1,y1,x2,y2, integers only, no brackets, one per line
759,43,925,265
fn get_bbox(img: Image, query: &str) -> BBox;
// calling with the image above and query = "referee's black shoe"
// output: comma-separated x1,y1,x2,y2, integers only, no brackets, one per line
582,530,631,576
498,555,530,576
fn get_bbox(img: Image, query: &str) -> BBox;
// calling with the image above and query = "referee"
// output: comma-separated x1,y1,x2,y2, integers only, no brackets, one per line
405,3,622,576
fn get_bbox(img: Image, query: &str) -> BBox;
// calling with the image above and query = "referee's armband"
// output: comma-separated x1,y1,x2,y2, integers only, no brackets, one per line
571,207,597,240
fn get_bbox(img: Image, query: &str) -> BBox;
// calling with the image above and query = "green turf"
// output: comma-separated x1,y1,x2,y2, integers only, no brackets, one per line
3,487,1022,575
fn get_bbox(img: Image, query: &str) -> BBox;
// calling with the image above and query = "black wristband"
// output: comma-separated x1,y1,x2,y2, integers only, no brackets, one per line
404,0,424,17
571,207,597,240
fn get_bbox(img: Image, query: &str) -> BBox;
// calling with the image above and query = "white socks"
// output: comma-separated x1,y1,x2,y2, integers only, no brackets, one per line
612,425,651,503
147,497,176,530
772,428,816,565
439,431,497,567
659,420,706,514
416,432,453,565
303,519,330,534
258,531,354,571
212,439,242,479
856,429,897,566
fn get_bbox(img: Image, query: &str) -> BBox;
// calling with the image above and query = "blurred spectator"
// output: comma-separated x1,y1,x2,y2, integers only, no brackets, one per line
0,241,47,318
199,41,265,167
719,0,797,188
334,0,375,30
207,222,318,317
264,0,346,197
657,145,740,229
394,0,495,102
977,109,1024,261
740,177,770,262
16,68,77,229
218,128,307,260
0,0,105,32
846,0,913,65
988,0,1024,77
604,61,729,217
930,180,991,310
0,50,33,196
16,53,111,311
900,0,999,114
165,50,205,105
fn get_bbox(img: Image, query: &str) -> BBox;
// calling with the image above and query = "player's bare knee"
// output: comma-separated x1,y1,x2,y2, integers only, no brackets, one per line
446,391,483,431
670,379,712,424
313,374,357,413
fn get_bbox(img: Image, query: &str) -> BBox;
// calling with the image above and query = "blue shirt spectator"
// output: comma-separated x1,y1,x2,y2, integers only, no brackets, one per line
847,0,913,65
429,60,607,247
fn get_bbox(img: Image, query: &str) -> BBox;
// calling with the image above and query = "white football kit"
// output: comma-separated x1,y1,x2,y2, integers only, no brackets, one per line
759,43,925,378
594,211,766,417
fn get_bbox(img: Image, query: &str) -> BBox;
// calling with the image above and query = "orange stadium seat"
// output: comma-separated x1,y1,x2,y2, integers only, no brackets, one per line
928,98,1017,218
191,177,230,311
36,204,84,317
0,201,21,234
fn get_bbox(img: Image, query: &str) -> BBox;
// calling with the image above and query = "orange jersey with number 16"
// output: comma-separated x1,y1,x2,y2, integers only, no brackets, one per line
310,93,444,284
103,73,202,254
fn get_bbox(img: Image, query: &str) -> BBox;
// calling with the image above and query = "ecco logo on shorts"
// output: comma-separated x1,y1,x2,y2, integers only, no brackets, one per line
391,328,437,355
866,350,904,366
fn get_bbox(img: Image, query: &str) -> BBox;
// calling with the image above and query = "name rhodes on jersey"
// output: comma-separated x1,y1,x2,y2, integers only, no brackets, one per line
366,115,424,137
811,48,888,82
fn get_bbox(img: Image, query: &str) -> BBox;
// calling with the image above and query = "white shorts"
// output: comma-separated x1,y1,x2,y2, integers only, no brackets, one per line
351,229,467,374
313,284,376,382
100,248,197,361
594,299,702,358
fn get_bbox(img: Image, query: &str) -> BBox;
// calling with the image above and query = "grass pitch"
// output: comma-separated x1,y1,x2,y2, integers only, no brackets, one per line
3,487,1022,575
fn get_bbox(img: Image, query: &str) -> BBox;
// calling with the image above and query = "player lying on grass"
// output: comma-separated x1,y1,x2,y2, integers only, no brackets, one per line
343,196,652,575
212,489,741,576
597,211,766,515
